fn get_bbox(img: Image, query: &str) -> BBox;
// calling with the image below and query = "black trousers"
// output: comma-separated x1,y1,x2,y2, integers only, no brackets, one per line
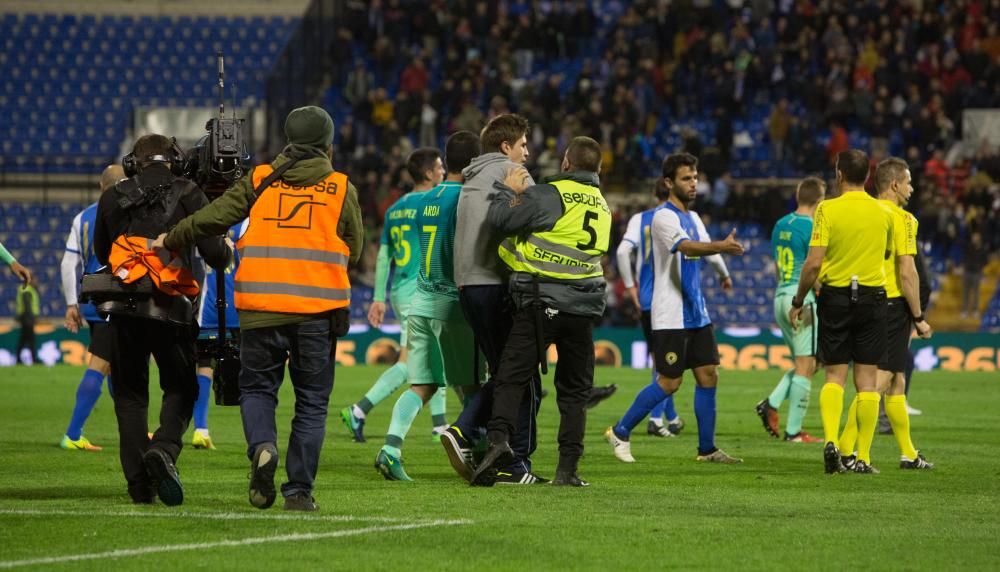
487,306,595,472
109,315,199,499
15,316,36,363
456,285,541,472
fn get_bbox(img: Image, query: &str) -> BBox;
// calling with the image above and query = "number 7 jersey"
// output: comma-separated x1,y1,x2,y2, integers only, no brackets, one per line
771,212,813,295
409,181,463,321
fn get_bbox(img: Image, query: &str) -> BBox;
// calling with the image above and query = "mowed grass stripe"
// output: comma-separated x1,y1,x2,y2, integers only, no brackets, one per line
1,366,997,571
0,519,471,570
0,507,449,523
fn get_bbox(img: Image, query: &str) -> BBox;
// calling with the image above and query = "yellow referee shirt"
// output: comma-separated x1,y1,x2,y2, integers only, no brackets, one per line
809,190,893,288
879,199,919,298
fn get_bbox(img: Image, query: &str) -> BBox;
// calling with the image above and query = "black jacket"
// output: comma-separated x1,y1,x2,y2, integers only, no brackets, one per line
95,163,229,272
487,171,608,319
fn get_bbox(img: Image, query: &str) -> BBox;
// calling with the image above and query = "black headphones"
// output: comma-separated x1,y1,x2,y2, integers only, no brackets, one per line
122,137,187,177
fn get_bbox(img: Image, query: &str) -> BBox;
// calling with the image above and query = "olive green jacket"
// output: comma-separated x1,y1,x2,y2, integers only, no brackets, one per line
165,152,363,330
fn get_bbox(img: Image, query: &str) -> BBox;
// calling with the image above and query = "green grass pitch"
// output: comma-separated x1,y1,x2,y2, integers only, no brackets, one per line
1,365,998,570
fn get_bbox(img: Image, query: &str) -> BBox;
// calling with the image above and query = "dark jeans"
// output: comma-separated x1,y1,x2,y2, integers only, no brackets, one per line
109,316,198,500
16,316,36,364
487,307,594,472
240,318,335,497
456,285,541,473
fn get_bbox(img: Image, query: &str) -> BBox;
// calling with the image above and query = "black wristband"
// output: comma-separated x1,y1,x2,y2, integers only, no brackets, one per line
913,314,925,323
791,297,803,309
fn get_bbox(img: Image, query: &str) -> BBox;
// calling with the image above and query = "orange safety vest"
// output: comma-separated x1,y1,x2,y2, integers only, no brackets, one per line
109,235,200,297
234,165,352,314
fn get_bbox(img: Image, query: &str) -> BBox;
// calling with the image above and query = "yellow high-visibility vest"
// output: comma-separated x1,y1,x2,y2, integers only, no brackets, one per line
498,177,611,280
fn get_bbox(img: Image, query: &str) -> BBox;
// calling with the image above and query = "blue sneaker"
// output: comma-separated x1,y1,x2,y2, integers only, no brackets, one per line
340,406,366,443
375,449,412,482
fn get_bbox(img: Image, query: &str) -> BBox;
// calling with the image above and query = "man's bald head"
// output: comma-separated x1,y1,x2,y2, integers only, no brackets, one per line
100,164,125,192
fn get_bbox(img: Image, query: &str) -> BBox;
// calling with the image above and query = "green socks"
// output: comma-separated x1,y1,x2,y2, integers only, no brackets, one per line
429,386,447,427
768,370,794,409
382,389,424,458
361,362,408,414
785,374,812,435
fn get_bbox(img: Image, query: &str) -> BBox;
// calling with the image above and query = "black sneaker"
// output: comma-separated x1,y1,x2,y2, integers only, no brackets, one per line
646,420,676,438
551,471,590,487
585,384,618,409
283,493,318,512
823,442,845,474
143,448,183,506
469,441,515,487
667,418,684,436
130,490,155,504
754,399,781,438
853,459,880,474
249,442,278,509
440,426,474,482
841,453,858,471
900,452,934,470
128,482,155,505
495,471,549,485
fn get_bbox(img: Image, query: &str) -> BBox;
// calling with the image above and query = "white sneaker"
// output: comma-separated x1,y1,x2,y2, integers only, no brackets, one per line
906,402,922,416
604,426,635,463
695,448,743,464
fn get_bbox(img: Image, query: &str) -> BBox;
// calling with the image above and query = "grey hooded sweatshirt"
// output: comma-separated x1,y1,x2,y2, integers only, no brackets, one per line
455,152,535,287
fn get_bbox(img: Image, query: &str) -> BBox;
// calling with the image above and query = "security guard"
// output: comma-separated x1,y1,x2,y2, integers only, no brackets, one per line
471,136,610,487
788,149,894,474
93,134,230,505
156,106,363,512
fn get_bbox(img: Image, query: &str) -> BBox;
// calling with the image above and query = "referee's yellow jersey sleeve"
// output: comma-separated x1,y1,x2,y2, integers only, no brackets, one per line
882,200,906,297
809,202,829,247
902,211,918,256
813,192,892,287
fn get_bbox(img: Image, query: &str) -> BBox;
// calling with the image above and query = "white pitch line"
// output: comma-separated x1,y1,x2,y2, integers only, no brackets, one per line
0,508,413,524
0,519,471,569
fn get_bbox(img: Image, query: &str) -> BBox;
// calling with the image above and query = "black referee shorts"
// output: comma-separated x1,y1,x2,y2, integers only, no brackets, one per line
816,285,887,366
651,325,720,379
879,297,912,373
86,320,113,362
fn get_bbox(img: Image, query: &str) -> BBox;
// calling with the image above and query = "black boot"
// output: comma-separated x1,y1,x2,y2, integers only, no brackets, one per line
469,441,514,487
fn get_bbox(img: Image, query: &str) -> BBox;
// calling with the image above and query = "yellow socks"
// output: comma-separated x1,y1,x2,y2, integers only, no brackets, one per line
855,392,881,464
838,395,859,455
819,383,845,444
885,394,919,460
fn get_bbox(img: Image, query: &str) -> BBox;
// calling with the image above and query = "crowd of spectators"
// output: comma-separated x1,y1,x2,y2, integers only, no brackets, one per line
317,0,999,323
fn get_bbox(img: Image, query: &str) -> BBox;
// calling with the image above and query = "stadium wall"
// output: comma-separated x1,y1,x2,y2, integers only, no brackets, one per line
1,325,997,373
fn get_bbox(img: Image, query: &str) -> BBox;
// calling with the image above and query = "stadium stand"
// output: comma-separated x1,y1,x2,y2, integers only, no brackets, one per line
1,2,998,333
0,13,298,174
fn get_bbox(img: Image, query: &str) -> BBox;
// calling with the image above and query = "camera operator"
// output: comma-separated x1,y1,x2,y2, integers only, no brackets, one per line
154,106,363,512
93,134,230,506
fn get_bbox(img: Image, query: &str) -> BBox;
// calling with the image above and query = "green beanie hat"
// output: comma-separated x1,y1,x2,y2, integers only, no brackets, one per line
284,106,334,149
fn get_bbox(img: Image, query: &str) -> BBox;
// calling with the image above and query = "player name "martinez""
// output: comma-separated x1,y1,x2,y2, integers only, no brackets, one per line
388,208,418,220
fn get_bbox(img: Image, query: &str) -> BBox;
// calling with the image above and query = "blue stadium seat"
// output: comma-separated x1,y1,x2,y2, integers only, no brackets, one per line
1,14,299,174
